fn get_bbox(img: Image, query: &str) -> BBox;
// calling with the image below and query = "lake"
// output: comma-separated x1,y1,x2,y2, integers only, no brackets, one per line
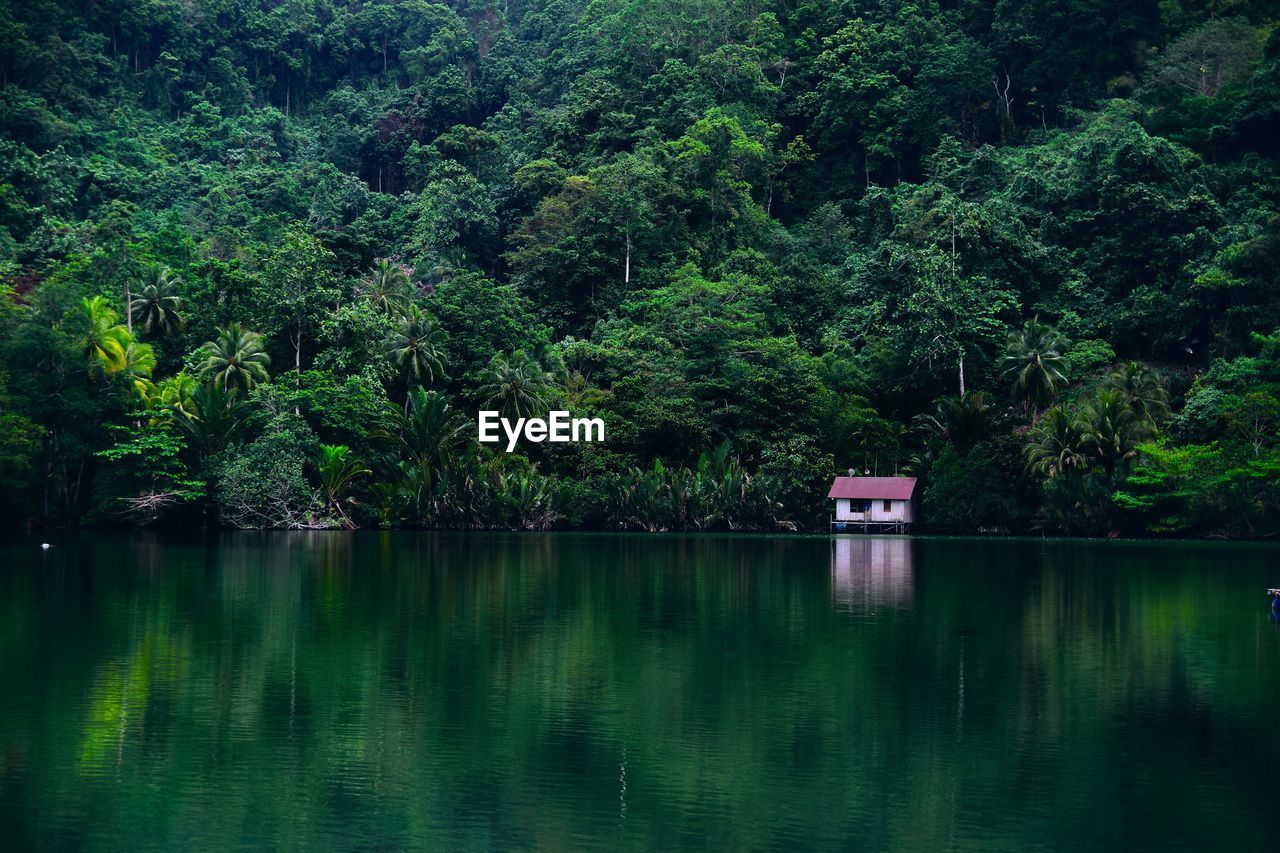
2,532,1278,850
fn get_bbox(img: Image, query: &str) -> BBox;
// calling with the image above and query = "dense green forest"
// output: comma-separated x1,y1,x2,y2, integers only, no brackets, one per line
1,0,1278,535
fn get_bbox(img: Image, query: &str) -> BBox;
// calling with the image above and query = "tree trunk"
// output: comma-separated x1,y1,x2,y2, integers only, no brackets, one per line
294,323,302,416
959,353,966,397
624,231,631,284
950,218,957,276
124,281,132,334
333,497,356,530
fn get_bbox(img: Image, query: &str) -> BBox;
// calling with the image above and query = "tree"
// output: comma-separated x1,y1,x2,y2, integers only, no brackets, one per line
198,323,271,397
316,444,370,528
214,414,320,529
360,258,413,313
144,369,198,421
1025,407,1086,480
1143,17,1263,99
1103,362,1170,424
1001,318,1071,421
1224,391,1280,457
1078,389,1156,479
916,391,1005,456
388,387,461,474
94,422,202,524
253,226,340,383
384,304,446,392
129,264,184,336
79,296,131,376
121,340,156,393
477,352,551,421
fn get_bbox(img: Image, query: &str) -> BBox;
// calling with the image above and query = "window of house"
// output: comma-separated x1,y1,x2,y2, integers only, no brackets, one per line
883,500,892,512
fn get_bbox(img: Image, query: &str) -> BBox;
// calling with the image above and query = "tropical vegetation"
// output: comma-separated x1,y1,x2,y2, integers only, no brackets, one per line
2,0,1279,536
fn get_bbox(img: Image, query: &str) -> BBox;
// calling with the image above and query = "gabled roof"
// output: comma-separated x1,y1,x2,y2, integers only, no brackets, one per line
827,476,917,500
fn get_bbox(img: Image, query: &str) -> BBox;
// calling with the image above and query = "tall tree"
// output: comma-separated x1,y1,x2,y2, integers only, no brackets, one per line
198,323,271,398
130,264,184,336
78,296,131,376
1001,318,1071,421
384,304,446,394
477,352,551,421
253,226,340,385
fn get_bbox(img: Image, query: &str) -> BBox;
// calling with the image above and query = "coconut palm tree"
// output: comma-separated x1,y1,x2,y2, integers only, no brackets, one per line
80,295,131,375
122,340,155,377
121,340,156,399
1000,317,1071,421
360,258,413,312
477,352,551,421
384,305,445,390
130,264,185,336
1103,362,1170,425
1078,388,1155,479
317,444,370,529
1024,407,1086,480
198,323,270,397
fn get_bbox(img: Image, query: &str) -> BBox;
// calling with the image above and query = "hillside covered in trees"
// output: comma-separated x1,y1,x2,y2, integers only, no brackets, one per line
2,0,1279,535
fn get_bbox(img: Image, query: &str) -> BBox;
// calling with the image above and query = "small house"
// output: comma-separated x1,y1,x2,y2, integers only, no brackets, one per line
828,475,917,532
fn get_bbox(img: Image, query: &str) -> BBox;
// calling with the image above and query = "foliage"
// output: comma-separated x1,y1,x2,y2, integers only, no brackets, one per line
1001,318,1071,419
130,264,184,337
94,421,203,524
316,443,370,529
197,323,271,398
1,0,1279,535
212,413,322,529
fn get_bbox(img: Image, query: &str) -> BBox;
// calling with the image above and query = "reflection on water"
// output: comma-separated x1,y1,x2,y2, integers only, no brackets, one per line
830,536,913,613
2,532,1280,851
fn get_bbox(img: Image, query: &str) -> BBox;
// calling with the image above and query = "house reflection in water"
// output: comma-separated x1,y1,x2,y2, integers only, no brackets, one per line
830,537,915,612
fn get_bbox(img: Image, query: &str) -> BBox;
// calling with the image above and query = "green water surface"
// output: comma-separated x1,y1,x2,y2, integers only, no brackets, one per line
1,532,1278,851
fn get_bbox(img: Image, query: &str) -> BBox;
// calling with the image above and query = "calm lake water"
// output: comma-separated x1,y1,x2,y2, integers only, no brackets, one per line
2,532,1279,851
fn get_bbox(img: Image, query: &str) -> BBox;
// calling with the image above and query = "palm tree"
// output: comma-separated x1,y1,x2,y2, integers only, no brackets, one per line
141,369,198,422
386,388,462,482
916,391,1003,455
122,340,156,399
175,381,251,456
1024,407,1086,480
80,296,131,375
198,323,270,397
122,340,155,377
360,258,413,313
1078,388,1155,479
317,444,370,529
130,264,184,336
384,305,445,390
1000,317,1071,422
1103,362,1170,425
477,352,550,421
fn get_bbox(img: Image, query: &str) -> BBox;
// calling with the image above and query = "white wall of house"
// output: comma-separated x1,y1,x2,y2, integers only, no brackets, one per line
834,498,913,522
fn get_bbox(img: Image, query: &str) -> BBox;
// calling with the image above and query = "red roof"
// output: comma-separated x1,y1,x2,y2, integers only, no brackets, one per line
827,476,917,500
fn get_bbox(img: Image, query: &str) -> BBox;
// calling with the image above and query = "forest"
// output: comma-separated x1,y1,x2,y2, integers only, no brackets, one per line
1,0,1278,536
